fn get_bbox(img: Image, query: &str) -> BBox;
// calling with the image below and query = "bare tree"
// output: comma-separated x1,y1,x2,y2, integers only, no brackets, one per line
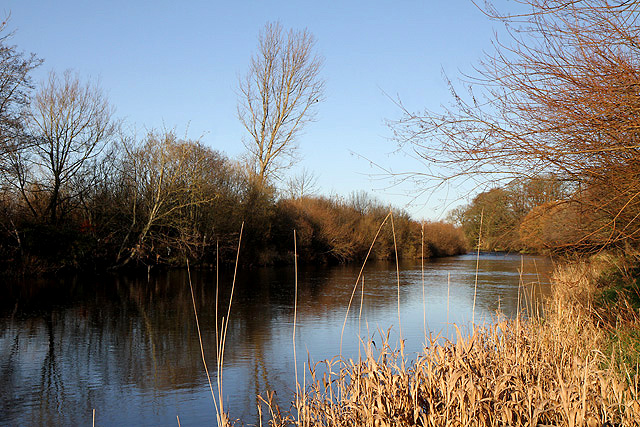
284,167,319,199
0,18,42,172
238,22,324,185
28,70,116,223
392,0,640,250
117,130,218,265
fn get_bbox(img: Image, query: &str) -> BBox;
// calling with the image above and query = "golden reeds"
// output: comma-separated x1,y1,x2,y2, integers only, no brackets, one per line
258,260,640,427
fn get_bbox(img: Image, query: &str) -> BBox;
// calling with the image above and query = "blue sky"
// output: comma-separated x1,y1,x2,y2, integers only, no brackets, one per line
3,1,521,220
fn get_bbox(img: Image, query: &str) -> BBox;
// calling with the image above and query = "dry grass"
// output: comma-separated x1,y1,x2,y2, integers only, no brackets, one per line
254,260,640,427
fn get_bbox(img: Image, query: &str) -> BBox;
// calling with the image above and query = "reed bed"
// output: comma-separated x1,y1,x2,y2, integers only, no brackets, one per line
254,261,640,427
197,221,639,426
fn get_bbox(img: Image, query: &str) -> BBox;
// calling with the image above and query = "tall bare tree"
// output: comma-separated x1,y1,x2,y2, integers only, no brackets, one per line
28,70,116,223
392,0,640,250
238,22,324,185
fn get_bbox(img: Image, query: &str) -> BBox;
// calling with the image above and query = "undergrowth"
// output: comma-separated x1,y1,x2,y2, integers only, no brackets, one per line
591,252,640,393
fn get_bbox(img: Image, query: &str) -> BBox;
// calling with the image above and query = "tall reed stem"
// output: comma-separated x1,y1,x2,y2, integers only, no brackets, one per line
340,212,391,355
215,241,219,366
186,259,219,415
390,212,403,345
293,230,299,403
472,208,484,325
422,222,426,341
447,272,450,337
216,222,244,425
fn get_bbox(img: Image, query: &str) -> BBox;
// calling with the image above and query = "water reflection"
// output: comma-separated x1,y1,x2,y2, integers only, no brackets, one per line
0,253,552,425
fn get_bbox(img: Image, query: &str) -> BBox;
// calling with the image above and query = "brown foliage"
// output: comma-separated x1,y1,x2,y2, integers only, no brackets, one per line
422,221,468,257
275,195,467,263
519,201,586,252
394,0,640,251
275,196,388,262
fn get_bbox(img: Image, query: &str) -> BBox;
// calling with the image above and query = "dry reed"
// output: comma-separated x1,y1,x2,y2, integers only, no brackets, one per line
258,260,640,427
186,223,243,427
340,212,392,355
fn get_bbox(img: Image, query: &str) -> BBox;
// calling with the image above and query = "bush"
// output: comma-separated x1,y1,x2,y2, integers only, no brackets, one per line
273,196,468,264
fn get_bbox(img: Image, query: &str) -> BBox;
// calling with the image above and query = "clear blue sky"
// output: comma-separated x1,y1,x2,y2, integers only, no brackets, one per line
4,0,521,220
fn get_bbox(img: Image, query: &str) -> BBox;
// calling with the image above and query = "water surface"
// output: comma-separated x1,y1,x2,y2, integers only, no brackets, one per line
0,253,552,425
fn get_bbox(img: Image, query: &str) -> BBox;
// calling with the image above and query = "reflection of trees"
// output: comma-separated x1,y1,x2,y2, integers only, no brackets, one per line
38,312,64,423
0,331,22,421
0,274,215,425
0,264,412,423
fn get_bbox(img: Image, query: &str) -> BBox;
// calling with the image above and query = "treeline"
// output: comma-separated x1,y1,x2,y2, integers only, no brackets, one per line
449,176,569,252
275,196,467,263
0,128,467,273
0,25,467,275
450,174,635,254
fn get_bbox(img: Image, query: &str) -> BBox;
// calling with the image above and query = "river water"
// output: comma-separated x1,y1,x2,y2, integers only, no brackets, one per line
0,253,553,426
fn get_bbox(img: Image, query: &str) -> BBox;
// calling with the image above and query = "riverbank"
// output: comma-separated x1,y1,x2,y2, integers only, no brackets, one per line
1,195,468,277
253,256,640,426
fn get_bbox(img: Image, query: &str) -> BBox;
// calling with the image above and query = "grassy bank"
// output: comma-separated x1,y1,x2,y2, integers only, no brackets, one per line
242,258,640,426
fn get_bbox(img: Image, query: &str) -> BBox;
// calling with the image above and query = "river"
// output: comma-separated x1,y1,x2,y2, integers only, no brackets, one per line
0,253,553,426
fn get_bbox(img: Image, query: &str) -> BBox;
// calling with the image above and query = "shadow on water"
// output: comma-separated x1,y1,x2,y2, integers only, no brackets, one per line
0,253,552,425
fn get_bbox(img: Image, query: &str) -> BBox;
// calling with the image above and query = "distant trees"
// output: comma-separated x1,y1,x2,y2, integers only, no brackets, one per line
461,188,517,251
237,22,324,185
284,167,318,199
275,194,467,263
452,177,569,251
393,0,640,251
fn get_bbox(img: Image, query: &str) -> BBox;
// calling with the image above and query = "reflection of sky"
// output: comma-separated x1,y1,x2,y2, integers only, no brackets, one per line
0,254,553,425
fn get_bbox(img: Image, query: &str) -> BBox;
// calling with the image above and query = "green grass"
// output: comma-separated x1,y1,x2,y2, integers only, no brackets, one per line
593,254,640,389
606,324,640,387
597,265,640,313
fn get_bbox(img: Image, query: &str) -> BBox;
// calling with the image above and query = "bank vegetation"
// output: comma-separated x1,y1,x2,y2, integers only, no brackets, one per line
0,20,467,275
